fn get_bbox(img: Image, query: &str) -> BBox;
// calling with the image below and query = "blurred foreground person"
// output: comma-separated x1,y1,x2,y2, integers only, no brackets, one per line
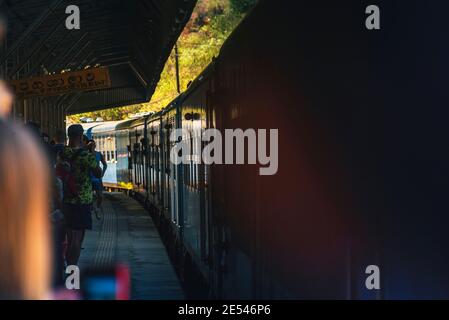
0,80,12,118
0,120,51,299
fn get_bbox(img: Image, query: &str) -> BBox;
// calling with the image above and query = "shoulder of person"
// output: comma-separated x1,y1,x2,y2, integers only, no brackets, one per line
53,144,64,151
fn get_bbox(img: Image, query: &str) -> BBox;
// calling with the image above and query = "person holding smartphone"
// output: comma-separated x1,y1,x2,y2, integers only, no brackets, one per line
87,139,107,220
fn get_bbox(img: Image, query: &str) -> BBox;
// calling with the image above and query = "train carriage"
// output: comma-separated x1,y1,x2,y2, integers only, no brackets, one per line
82,0,449,300
179,66,213,282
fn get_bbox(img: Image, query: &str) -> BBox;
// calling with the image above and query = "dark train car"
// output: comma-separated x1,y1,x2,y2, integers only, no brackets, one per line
114,0,449,299
154,102,183,257
175,0,356,299
178,66,214,285
204,0,449,299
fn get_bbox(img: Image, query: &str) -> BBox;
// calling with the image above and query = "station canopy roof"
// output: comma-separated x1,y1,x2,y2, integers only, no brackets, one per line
1,0,197,114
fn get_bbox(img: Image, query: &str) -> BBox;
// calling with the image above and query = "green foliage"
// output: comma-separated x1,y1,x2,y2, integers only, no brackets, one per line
69,105,142,123
68,0,257,123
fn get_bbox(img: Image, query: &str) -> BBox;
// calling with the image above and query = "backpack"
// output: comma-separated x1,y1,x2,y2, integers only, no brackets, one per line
55,148,83,200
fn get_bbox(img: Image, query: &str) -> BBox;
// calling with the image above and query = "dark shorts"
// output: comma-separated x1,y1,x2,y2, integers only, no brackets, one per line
63,203,92,230
92,179,103,191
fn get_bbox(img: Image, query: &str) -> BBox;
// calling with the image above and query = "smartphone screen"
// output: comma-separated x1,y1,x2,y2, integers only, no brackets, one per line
81,264,130,300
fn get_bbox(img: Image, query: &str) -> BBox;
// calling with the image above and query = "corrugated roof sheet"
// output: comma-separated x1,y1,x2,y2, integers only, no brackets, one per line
1,0,196,114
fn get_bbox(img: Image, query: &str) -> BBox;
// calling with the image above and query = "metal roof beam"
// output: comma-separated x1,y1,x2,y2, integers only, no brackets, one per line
0,0,66,67
26,31,71,76
46,33,89,72
7,14,67,78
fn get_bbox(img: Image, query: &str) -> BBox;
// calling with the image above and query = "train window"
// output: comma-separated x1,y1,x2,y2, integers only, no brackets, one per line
191,135,194,188
190,162,193,189
109,142,114,161
105,137,109,155
112,139,116,160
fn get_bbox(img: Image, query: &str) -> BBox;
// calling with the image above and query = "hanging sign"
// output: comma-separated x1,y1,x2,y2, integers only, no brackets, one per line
9,67,111,99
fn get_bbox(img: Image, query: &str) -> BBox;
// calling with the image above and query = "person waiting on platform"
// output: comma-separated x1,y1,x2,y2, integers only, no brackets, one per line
58,124,102,266
82,134,89,147
52,129,66,164
87,139,107,219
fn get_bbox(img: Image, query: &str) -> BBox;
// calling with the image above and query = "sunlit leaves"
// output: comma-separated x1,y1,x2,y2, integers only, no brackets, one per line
68,0,256,123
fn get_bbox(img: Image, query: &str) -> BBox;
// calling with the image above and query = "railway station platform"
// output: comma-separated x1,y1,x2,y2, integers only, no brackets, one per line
2,0,449,303
78,193,184,300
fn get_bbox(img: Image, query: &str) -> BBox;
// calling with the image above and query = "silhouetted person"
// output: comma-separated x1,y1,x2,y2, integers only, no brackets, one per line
58,124,101,266
87,139,107,219
52,128,66,165
0,80,12,118
82,134,89,147
0,16,52,300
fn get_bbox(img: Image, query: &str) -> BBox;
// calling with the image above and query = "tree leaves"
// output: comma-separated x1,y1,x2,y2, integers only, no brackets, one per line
68,0,257,124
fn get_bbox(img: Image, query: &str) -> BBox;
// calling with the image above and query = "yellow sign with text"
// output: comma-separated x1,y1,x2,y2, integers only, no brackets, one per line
9,67,111,99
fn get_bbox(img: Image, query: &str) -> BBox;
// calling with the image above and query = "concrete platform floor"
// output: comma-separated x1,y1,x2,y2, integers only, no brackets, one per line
78,192,184,300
